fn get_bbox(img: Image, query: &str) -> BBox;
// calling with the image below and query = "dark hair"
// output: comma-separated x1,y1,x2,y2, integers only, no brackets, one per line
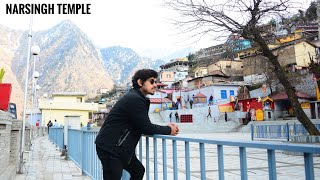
132,69,158,88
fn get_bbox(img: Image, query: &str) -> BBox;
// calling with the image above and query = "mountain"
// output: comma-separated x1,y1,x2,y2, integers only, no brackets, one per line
1,21,114,118
0,25,24,118
100,46,166,85
11,20,114,97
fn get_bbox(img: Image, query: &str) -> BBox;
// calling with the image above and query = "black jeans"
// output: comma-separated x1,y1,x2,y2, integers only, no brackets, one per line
96,146,145,180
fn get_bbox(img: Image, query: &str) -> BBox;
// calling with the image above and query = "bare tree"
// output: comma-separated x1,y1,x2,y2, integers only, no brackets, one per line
166,0,320,135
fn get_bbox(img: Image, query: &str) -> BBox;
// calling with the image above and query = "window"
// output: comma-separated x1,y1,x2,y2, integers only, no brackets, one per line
221,90,227,99
230,90,234,96
76,97,82,103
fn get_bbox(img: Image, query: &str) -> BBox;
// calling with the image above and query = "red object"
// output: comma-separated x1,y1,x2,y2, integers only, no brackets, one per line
36,122,39,127
271,91,313,100
0,83,12,111
149,98,173,104
180,114,193,123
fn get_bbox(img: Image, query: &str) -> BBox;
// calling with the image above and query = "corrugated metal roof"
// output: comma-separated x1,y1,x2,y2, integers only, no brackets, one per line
271,91,314,100
194,92,207,98
150,98,173,104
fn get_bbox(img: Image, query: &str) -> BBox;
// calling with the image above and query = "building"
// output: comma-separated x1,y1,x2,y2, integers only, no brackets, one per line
242,40,317,84
194,44,225,61
38,92,98,127
97,88,110,94
207,58,243,78
225,33,252,52
159,58,189,87
294,21,318,35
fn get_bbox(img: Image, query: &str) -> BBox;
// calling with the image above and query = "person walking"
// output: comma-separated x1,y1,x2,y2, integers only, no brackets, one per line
169,112,172,122
225,112,228,122
47,120,53,134
189,99,193,109
207,107,212,118
95,69,179,180
175,111,179,123
208,95,213,105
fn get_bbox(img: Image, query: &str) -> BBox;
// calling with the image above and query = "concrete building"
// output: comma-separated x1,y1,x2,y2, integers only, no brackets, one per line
242,40,317,84
38,92,98,127
159,58,189,87
207,58,243,77
97,88,110,94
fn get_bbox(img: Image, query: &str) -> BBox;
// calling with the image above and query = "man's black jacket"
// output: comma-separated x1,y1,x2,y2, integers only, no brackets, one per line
95,88,171,164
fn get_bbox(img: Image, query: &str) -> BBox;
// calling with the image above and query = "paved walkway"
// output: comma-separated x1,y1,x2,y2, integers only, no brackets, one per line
15,136,90,180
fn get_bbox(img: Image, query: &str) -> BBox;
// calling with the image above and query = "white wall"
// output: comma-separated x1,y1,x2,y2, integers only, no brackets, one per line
183,85,239,103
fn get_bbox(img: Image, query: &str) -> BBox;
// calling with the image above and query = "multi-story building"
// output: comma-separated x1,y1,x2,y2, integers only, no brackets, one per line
242,40,317,84
195,44,226,61
159,58,189,87
294,21,318,35
38,92,98,127
207,58,243,78
225,33,252,52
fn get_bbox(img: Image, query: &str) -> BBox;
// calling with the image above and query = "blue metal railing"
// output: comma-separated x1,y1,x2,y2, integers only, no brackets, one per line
66,128,129,180
251,123,320,141
48,127,64,149
50,128,319,180
143,135,319,180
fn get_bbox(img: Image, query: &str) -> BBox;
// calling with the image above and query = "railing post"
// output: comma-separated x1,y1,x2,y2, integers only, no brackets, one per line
267,149,277,180
199,143,206,179
185,141,190,180
162,139,167,180
81,129,84,175
172,140,178,180
239,147,248,180
154,138,158,180
293,123,297,135
139,137,142,161
251,124,254,140
146,137,150,180
217,145,224,180
286,123,290,141
304,153,314,180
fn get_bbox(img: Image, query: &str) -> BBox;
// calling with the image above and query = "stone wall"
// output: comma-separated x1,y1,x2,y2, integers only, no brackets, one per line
10,119,21,166
0,111,21,180
0,111,14,179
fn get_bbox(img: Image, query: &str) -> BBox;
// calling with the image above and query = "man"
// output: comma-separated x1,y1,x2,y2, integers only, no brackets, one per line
207,107,212,118
175,111,179,122
54,119,58,127
95,69,179,180
209,95,213,105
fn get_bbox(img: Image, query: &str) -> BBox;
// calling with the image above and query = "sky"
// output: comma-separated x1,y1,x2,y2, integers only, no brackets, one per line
0,0,314,57
0,0,201,56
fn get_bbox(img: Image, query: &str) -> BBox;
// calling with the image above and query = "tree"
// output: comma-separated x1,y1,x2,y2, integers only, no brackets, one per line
166,0,320,135
306,1,317,21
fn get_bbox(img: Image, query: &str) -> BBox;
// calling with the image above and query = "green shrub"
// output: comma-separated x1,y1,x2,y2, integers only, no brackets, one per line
0,68,5,83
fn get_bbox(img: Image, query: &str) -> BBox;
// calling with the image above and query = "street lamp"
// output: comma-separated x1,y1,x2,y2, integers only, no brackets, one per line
49,101,52,122
19,14,34,174
91,102,94,123
28,45,40,144
42,93,48,126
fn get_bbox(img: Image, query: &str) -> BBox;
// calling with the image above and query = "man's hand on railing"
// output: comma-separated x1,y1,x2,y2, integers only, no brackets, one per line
168,122,179,136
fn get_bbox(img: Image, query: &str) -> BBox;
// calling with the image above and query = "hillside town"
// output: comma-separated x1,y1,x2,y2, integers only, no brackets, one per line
90,20,320,126
28,12,320,128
